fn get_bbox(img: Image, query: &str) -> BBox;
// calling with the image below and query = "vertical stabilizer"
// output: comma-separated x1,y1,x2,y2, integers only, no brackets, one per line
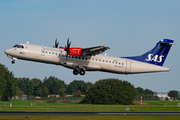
122,39,174,66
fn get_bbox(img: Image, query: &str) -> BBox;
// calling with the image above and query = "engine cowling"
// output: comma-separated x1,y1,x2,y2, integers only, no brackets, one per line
69,48,83,56
60,47,83,56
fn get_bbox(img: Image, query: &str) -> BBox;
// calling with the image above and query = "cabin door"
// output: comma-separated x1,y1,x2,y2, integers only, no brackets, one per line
125,60,131,73
41,49,45,56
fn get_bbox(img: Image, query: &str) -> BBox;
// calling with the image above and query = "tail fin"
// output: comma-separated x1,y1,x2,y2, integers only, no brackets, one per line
122,39,174,66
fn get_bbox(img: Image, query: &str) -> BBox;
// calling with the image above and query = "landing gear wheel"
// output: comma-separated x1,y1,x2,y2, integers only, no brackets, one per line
11,61,15,64
79,69,85,76
73,69,79,75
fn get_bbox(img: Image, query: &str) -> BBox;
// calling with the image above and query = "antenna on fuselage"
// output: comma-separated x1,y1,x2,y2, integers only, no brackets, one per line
27,41,29,44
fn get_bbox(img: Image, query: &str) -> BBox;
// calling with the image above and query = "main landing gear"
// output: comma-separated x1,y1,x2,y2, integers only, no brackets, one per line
73,67,86,76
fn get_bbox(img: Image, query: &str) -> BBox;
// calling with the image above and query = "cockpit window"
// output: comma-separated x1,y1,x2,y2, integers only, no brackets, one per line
13,45,18,48
13,44,24,48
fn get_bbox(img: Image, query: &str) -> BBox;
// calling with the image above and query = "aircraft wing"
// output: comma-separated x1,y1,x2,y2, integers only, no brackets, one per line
82,46,110,56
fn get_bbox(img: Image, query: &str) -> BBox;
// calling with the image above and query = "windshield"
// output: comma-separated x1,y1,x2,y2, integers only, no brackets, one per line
13,44,24,48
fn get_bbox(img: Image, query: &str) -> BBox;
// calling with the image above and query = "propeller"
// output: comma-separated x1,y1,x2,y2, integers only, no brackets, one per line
64,38,71,60
53,38,59,48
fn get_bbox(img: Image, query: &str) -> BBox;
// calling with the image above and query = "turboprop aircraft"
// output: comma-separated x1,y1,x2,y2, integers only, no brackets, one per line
4,38,174,76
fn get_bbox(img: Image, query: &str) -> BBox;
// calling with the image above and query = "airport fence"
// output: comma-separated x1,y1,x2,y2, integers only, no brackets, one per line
12,95,83,101
135,95,160,101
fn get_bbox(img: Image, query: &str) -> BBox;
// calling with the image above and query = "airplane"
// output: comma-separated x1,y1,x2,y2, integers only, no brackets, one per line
4,38,174,76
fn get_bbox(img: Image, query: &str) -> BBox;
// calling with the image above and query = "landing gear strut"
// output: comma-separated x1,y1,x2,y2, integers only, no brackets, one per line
73,67,86,76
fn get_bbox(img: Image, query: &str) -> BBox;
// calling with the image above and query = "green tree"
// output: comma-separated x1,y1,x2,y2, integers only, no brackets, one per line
58,88,66,97
136,87,154,96
0,63,15,101
136,87,144,96
67,80,87,95
31,78,42,95
36,88,43,96
86,82,93,92
16,77,34,95
81,78,136,105
42,86,49,98
43,76,66,95
16,86,24,97
0,64,7,96
144,89,154,95
75,90,82,97
168,90,178,99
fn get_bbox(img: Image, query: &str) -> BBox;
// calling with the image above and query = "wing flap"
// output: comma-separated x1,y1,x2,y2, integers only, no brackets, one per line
82,46,110,56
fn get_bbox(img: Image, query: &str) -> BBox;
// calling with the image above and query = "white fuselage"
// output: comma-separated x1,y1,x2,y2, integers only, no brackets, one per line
4,43,170,75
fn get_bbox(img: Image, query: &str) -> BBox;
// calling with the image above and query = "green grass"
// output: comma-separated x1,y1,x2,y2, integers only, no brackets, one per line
145,100,180,106
1,100,180,120
0,115,180,120
0,100,180,112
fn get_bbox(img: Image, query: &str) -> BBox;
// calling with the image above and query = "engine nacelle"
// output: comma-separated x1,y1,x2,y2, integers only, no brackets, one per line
69,48,83,56
60,47,83,56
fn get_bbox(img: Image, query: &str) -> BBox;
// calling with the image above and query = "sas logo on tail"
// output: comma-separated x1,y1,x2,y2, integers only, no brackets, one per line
145,54,164,63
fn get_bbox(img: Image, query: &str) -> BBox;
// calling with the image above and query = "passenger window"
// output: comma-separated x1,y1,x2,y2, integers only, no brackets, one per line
46,51,48,54
82,57,84,60
112,62,114,64
49,52,51,54
122,63,124,65
85,58,87,60
99,60,101,62
52,52,54,54
103,60,105,62
96,59,98,61
55,53,57,56
72,56,74,58
79,57,81,59
92,58,94,60
75,56,77,59
109,61,111,63
119,63,121,65
106,61,108,63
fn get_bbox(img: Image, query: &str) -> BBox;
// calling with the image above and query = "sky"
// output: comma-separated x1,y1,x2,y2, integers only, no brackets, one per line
0,0,180,92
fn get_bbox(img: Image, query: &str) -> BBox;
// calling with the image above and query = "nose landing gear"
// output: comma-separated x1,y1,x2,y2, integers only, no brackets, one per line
73,67,86,76
11,60,15,64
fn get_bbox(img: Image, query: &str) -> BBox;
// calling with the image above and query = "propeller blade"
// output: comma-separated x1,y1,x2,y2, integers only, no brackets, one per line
56,38,59,48
64,38,71,61
54,38,59,48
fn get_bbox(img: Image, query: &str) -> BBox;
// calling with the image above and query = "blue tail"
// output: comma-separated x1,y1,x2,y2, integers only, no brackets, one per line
122,39,174,66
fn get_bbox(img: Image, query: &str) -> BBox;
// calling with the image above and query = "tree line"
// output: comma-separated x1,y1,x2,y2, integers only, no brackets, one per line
14,76,93,98
0,63,178,101
0,63,94,100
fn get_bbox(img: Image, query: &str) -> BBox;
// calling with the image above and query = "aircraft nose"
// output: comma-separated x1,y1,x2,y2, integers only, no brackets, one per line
4,49,10,55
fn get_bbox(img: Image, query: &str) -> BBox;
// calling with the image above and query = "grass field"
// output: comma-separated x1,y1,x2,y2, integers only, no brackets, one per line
0,100,180,120
0,100,180,112
1,115,180,120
